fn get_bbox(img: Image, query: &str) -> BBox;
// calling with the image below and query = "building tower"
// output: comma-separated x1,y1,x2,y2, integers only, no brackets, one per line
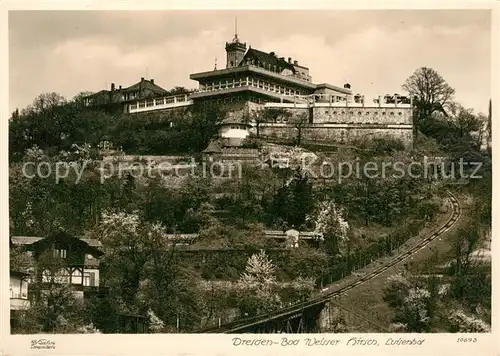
225,18,247,68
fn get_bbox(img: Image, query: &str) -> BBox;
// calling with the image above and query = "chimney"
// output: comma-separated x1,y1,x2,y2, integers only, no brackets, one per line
344,83,351,89
119,85,122,90
293,60,298,65
279,57,285,61
288,57,292,64
141,77,145,82
151,79,154,84
270,51,275,56
111,83,115,91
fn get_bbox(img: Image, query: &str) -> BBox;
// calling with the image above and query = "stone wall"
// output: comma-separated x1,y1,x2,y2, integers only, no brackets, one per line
253,103,414,147
312,106,412,125
259,123,413,147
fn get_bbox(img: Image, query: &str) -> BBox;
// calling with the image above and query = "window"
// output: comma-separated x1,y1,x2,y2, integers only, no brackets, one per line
72,269,82,285
54,249,67,258
358,112,362,115
20,280,27,298
325,110,329,114
83,272,90,286
42,270,51,283
86,254,93,260
398,112,403,116
83,272,97,287
138,101,146,108
391,112,395,116
146,99,154,107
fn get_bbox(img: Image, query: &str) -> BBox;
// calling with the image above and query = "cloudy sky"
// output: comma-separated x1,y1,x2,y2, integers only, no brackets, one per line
9,10,491,113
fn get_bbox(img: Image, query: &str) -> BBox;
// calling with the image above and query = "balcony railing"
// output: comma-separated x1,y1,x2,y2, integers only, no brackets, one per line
196,77,307,97
128,94,194,114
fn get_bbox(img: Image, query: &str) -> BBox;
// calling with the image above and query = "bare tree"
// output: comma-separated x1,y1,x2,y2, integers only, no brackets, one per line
402,67,455,124
290,112,309,146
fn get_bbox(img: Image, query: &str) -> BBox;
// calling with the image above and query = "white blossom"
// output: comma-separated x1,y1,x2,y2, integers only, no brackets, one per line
147,309,165,333
448,310,491,332
239,250,277,286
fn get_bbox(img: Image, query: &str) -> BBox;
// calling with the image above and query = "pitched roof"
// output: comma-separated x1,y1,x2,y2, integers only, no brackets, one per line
202,140,223,153
239,48,296,73
83,79,168,100
122,79,168,95
10,236,43,245
11,236,103,248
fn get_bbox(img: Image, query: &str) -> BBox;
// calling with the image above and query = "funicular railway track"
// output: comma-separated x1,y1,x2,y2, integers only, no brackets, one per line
197,191,461,333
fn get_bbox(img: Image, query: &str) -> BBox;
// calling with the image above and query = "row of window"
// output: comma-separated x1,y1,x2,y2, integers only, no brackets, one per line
41,269,98,286
130,95,188,110
52,249,95,260
9,280,28,299
323,110,405,116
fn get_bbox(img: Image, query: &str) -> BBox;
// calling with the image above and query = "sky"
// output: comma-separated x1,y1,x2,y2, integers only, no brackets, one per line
9,10,492,114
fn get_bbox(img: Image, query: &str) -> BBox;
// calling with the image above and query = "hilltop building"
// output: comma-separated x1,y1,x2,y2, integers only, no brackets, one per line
188,32,351,107
83,28,414,147
82,77,171,112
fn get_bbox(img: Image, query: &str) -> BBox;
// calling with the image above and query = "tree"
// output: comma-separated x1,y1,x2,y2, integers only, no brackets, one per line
307,199,350,256
269,169,314,228
383,274,434,332
447,103,482,139
290,112,309,145
72,91,94,104
167,86,191,95
253,108,292,138
12,283,93,334
237,250,281,316
447,310,490,332
402,67,455,131
240,250,277,285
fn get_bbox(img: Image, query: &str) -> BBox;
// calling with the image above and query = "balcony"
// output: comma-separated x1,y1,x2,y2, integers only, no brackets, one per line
10,297,30,310
128,94,194,114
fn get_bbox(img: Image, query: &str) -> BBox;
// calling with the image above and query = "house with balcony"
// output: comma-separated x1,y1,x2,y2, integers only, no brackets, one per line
11,233,104,297
188,32,352,108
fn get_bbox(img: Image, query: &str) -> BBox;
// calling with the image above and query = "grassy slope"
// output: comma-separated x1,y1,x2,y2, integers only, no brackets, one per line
329,192,471,332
